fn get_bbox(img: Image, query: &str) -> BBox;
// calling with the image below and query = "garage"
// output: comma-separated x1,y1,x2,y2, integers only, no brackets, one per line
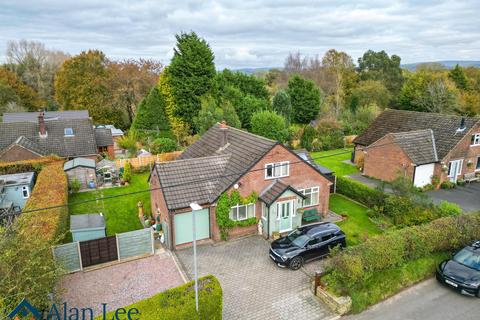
414,163,435,187
174,208,210,245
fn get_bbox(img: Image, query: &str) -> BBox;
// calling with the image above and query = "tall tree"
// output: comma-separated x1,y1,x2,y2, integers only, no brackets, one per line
55,50,126,126
0,66,41,111
272,90,292,124
357,50,403,96
131,86,171,134
286,75,322,124
348,80,391,111
448,64,469,90
193,95,241,134
168,32,216,130
322,49,356,116
107,59,162,125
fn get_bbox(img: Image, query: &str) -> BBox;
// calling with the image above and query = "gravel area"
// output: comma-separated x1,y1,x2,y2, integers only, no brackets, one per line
59,252,184,314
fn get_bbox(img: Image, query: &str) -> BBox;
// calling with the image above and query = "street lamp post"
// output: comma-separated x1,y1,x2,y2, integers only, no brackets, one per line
189,202,202,313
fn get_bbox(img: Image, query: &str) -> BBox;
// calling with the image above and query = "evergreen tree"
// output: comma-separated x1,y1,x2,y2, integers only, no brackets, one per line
131,86,171,135
449,64,469,90
193,95,240,134
286,75,321,124
272,90,292,124
168,32,216,130
251,110,288,142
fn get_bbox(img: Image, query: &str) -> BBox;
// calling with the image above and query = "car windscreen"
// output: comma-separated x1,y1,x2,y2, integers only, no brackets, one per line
286,230,311,247
453,248,480,271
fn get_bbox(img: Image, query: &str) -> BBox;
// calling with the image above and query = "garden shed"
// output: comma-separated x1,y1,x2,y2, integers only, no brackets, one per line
70,213,106,242
64,158,96,190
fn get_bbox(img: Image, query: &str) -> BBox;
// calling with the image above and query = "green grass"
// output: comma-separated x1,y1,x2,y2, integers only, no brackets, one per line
69,172,149,236
329,194,382,246
310,148,358,177
346,252,449,313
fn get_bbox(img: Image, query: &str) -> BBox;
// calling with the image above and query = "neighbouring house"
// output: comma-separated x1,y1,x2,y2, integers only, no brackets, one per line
70,213,106,242
64,158,97,190
94,127,115,159
149,122,332,249
353,109,480,187
0,172,35,210
0,111,114,162
2,110,89,123
97,125,124,155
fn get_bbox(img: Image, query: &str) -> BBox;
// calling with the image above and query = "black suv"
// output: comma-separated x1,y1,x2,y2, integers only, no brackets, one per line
436,241,480,297
269,222,346,270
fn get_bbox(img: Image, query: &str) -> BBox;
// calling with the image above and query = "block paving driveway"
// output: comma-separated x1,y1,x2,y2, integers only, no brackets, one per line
176,236,334,320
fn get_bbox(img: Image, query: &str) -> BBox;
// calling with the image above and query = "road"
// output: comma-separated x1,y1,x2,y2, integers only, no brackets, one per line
347,278,480,320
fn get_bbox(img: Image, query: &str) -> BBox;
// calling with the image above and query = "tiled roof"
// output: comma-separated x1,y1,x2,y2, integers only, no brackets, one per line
10,136,46,156
94,128,114,147
155,154,230,210
259,180,305,206
353,109,479,160
2,110,89,123
178,123,277,201
0,118,98,158
387,129,438,165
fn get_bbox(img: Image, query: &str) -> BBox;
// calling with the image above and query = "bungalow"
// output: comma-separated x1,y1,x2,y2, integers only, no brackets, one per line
149,122,332,250
353,109,480,187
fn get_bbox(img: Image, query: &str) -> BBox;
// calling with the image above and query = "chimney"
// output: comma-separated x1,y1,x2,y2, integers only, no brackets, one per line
219,120,228,147
38,112,47,137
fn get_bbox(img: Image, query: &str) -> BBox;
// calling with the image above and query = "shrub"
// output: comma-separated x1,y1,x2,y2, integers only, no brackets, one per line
336,176,387,208
440,181,456,189
150,137,178,154
69,178,82,194
300,125,316,151
100,275,222,320
0,156,61,175
123,161,132,183
435,200,462,217
250,110,288,142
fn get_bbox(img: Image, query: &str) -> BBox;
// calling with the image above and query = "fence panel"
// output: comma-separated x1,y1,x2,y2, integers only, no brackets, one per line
52,242,82,273
115,151,182,169
117,228,153,260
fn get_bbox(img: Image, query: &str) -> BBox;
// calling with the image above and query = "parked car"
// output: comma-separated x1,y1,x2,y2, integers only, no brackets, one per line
436,241,480,297
269,222,346,270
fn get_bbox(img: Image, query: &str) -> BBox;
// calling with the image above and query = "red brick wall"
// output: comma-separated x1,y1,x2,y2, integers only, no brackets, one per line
0,145,42,162
363,135,415,182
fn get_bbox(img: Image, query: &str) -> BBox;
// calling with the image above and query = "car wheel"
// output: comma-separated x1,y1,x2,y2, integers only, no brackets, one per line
289,256,304,270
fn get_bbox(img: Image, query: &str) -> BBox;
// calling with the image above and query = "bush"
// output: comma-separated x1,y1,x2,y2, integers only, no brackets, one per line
100,275,222,320
336,176,387,208
69,178,82,193
435,200,462,217
123,162,132,183
150,137,178,154
300,125,316,151
250,110,288,142
440,181,456,189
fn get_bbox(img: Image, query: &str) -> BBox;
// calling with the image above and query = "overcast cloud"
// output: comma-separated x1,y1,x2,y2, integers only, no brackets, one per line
1,0,479,68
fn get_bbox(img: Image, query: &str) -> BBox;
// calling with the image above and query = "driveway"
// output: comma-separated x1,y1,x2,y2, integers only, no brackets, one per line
175,236,334,320
60,251,185,314
346,278,480,320
427,183,480,212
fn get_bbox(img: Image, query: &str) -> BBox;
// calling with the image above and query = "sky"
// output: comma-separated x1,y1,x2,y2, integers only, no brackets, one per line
1,0,479,69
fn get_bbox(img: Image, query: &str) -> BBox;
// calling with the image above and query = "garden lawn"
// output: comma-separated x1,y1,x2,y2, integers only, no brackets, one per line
69,172,149,236
329,194,382,246
310,148,358,177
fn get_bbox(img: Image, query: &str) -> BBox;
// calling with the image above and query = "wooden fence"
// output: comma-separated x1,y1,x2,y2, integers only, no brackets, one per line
115,151,182,169
52,228,154,273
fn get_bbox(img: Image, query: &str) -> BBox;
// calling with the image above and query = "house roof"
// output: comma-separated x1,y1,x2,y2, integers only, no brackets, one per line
64,158,96,171
103,125,124,137
70,213,105,231
353,109,479,160
259,180,306,206
0,118,102,158
5,136,47,156
94,128,114,147
293,149,334,175
2,110,89,123
155,154,230,210
387,129,438,165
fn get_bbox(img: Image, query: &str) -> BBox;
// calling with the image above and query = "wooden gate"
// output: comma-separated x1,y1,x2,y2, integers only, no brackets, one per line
79,236,118,268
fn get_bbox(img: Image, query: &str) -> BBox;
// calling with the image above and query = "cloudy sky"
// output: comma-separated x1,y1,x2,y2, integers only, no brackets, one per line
1,0,479,69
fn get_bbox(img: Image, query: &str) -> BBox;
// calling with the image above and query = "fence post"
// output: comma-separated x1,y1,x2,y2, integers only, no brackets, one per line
116,234,121,261
314,271,321,295
150,228,155,254
77,241,83,271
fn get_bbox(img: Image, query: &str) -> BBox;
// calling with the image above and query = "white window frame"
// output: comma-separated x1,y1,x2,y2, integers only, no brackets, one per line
264,161,290,179
472,134,480,146
297,186,320,208
229,203,255,221
64,128,74,137
21,186,29,199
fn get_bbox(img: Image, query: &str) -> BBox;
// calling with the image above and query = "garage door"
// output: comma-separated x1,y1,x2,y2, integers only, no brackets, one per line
414,163,435,187
174,209,210,245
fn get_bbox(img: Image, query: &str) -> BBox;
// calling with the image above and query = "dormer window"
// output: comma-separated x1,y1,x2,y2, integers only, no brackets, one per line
471,134,480,146
64,128,74,137
265,161,289,179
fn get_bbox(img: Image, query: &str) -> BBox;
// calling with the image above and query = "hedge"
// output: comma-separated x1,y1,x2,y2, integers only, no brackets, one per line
325,213,480,294
20,162,69,242
0,156,61,175
100,275,222,320
336,176,387,208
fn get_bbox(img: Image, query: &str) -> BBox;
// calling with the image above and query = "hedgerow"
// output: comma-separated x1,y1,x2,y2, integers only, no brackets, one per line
0,156,61,175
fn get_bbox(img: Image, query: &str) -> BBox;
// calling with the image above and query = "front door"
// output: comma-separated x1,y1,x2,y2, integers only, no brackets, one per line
448,159,463,183
278,200,293,232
